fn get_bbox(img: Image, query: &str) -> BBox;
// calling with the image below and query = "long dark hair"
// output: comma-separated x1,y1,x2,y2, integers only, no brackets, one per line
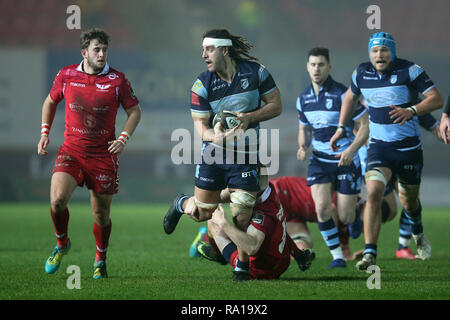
203,29,258,62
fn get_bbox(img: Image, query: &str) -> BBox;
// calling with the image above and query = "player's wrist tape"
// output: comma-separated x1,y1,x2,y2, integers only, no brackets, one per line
41,123,50,136
117,131,130,145
408,105,418,116
337,124,345,132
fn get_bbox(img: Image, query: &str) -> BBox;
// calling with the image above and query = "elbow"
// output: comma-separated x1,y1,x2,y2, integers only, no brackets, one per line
246,241,262,256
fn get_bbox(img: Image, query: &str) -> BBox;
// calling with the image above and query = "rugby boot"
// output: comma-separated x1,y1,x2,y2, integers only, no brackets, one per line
44,239,71,274
93,260,108,279
328,258,346,269
190,226,207,258
395,248,417,260
356,253,376,271
295,248,316,271
197,241,227,265
163,194,186,234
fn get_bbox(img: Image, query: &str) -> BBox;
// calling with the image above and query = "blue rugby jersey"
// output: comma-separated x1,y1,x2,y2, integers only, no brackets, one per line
190,60,277,152
296,76,367,163
350,58,435,151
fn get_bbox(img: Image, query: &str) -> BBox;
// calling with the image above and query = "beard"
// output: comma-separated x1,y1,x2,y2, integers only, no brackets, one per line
86,56,105,73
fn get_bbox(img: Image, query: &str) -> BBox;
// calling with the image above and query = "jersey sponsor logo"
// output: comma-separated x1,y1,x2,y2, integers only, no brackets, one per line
92,106,110,112
304,99,316,104
96,174,112,181
71,126,109,135
326,98,333,109
370,90,397,104
69,103,84,112
240,78,249,90
70,82,86,87
390,75,397,84
363,76,379,80
251,213,264,226
101,183,112,189
107,72,119,80
242,171,253,178
212,83,226,91
324,92,338,98
96,83,111,90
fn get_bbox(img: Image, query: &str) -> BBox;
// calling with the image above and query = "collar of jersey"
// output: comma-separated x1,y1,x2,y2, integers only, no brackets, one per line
76,61,110,75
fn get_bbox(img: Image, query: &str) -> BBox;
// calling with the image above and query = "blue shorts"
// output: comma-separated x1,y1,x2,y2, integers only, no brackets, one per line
306,156,362,195
194,145,260,191
365,144,423,185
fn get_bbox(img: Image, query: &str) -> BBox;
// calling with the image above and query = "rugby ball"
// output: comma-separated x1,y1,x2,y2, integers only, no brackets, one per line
212,111,241,130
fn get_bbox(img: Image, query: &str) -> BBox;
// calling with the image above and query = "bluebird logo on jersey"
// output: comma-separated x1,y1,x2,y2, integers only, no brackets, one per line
240,78,249,90
326,99,333,110
390,75,397,84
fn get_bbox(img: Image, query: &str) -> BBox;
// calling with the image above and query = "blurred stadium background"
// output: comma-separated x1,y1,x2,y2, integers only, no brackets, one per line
0,0,449,205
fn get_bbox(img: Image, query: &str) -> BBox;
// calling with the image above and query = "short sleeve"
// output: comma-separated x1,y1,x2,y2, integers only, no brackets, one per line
191,79,211,118
350,69,361,96
258,64,276,96
119,77,139,109
296,97,309,125
408,64,435,95
49,69,65,104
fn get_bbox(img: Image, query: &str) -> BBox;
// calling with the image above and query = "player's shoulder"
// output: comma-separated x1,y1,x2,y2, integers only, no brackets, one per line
106,66,127,80
329,78,348,93
55,64,79,78
355,61,373,74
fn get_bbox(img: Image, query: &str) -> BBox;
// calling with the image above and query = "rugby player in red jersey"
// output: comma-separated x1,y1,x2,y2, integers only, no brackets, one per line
38,28,141,279
197,177,315,281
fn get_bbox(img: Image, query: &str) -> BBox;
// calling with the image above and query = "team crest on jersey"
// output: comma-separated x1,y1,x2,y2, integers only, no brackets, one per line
390,75,397,84
240,78,249,90
107,72,119,80
251,213,264,226
326,98,333,109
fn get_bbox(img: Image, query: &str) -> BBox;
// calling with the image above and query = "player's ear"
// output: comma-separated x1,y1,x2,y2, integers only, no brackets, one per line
81,49,87,59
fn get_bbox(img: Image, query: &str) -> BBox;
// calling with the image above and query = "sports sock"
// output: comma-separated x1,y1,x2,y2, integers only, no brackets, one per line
318,218,344,260
93,220,112,262
402,200,423,235
176,195,189,214
50,208,70,248
363,243,377,258
235,259,250,273
398,208,413,250
222,242,238,264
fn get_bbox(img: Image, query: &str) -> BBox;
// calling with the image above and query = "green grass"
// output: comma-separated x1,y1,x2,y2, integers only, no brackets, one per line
0,203,449,300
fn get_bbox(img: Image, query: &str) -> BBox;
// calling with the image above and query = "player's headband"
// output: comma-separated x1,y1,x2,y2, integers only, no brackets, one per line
202,37,232,47
368,32,396,62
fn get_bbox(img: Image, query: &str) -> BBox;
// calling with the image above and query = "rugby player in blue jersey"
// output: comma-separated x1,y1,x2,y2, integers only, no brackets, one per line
296,47,369,268
164,29,282,281
330,32,444,270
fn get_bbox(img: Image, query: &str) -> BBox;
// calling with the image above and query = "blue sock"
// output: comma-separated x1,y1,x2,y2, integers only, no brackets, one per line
235,259,249,273
398,209,412,250
222,243,237,264
176,195,188,214
318,218,344,260
403,200,423,235
363,244,377,257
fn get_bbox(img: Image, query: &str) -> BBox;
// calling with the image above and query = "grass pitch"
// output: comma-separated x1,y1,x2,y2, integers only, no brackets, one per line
0,203,449,300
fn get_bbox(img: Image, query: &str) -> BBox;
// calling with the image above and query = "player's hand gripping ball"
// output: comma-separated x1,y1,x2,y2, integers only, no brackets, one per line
213,111,241,131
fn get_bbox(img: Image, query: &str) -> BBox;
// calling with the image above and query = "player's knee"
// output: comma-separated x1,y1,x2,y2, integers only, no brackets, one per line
339,212,354,225
365,169,387,199
194,197,218,221
50,197,68,213
291,232,313,249
229,191,256,220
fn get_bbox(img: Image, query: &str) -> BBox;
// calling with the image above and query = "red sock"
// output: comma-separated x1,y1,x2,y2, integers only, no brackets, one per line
50,208,70,248
93,220,112,262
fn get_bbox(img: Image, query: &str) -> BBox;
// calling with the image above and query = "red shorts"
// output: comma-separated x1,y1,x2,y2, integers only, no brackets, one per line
229,249,287,280
53,145,119,194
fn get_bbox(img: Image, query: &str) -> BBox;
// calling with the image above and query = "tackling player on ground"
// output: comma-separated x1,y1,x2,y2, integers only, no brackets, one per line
330,32,443,270
38,28,141,279
163,29,282,281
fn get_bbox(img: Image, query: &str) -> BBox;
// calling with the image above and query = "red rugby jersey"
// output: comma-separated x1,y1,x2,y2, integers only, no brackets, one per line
271,176,318,223
49,62,139,156
249,183,291,279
